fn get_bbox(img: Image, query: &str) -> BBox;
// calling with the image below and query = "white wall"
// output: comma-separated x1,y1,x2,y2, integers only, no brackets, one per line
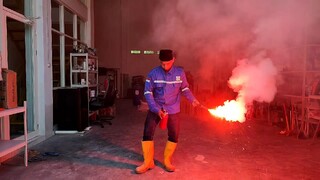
34,0,54,138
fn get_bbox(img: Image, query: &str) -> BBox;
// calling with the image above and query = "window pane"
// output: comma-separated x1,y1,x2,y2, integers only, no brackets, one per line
3,0,24,15
64,8,73,37
51,1,60,30
77,17,85,42
52,32,60,87
6,17,27,138
65,37,74,86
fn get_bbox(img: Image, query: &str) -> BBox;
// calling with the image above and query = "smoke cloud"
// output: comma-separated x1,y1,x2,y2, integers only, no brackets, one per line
228,51,278,104
149,0,320,120
151,0,320,75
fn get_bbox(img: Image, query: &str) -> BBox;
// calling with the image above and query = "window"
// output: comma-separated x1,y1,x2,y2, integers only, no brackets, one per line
51,0,87,88
1,0,34,138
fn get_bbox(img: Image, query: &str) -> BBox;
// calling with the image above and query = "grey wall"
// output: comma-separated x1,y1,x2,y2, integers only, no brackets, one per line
94,0,170,97
94,0,239,98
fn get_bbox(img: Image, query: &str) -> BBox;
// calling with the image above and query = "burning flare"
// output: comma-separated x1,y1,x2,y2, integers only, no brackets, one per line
206,54,277,123
208,99,246,123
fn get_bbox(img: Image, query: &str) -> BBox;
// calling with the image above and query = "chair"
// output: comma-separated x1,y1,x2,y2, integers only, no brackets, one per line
89,80,117,128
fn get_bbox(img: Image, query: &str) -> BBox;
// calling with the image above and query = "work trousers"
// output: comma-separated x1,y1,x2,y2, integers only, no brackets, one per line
143,110,180,143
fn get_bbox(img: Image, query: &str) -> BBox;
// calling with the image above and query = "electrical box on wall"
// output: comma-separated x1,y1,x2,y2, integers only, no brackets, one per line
0,69,18,109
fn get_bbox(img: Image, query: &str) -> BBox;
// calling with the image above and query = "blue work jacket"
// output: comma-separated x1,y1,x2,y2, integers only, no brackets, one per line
144,66,196,114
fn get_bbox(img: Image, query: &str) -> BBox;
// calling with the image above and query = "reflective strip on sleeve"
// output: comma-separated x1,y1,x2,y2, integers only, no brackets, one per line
144,91,153,95
181,87,189,92
154,80,182,84
154,80,166,83
146,79,151,83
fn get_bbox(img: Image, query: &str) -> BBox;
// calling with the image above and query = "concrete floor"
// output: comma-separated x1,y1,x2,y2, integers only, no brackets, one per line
0,99,319,180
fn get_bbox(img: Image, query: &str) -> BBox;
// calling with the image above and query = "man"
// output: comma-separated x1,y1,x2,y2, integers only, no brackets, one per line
135,49,200,174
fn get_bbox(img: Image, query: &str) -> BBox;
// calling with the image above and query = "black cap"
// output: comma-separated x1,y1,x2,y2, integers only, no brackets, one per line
159,49,175,61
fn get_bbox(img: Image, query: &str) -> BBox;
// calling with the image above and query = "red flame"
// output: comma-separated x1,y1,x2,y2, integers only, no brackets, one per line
208,99,246,123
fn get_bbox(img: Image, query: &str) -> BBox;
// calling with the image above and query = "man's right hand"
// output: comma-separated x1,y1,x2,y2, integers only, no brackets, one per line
158,109,166,119
192,99,200,107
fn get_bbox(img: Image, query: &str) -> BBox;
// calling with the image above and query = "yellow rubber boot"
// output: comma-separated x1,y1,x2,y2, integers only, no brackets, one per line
164,141,177,172
135,141,155,174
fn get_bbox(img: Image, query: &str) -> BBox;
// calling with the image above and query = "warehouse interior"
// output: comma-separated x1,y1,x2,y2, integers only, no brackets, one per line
0,0,320,179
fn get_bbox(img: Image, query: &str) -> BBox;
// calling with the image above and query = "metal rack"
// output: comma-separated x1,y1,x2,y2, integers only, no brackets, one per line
277,44,320,137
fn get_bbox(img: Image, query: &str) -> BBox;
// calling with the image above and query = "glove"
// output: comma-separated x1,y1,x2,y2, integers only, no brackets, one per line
192,99,200,107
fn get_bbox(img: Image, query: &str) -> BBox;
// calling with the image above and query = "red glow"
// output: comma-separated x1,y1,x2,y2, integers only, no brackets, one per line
208,99,246,123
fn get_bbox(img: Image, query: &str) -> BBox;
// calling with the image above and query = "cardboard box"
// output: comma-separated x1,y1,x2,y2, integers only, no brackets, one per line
0,69,18,109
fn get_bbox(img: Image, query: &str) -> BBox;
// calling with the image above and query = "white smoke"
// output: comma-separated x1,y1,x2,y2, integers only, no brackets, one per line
228,51,278,105
151,0,320,75
150,0,320,121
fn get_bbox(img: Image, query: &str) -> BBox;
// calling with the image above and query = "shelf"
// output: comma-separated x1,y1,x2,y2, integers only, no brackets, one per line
71,70,87,73
71,71,97,74
70,53,98,89
70,84,97,88
70,53,98,120
0,102,28,167
308,106,320,110
282,95,305,99
0,140,26,157
70,53,97,59
0,106,25,117
309,116,320,120
309,95,320,100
